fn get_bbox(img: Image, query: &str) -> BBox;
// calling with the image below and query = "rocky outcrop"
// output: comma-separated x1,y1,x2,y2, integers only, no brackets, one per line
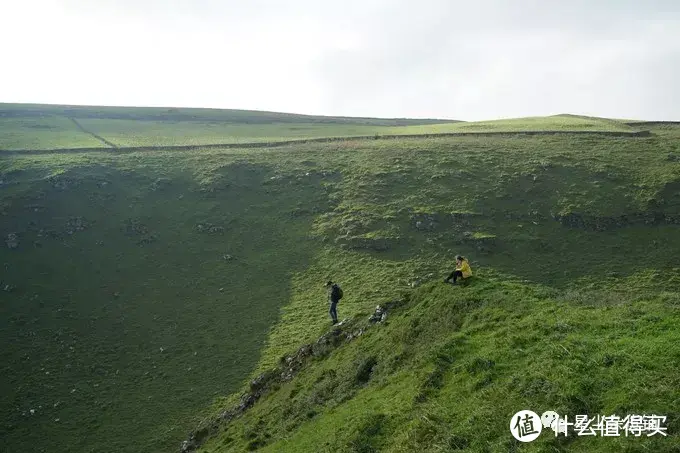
47,175,80,191
5,233,18,249
65,217,89,235
409,211,482,232
195,223,225,234
553,211,680,231
339,236,393,251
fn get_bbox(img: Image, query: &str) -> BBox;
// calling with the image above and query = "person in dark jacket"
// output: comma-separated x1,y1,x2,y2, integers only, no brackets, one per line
325,280,343,324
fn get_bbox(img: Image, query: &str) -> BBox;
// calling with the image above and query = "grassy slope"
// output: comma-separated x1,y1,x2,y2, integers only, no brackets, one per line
0,108,679,453
197,276,680,453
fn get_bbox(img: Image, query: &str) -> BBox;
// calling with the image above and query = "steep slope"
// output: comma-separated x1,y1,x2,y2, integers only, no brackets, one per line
191,275,680,452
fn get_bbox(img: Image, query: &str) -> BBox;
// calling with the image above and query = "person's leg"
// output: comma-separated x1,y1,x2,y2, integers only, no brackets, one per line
453,270,463,283
330,302,338,323
444,270,456,282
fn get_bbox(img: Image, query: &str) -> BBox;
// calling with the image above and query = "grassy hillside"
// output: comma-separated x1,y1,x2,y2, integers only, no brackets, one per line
0,103,455,150
0,107,679,453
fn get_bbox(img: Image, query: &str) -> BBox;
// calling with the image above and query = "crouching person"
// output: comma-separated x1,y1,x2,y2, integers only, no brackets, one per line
444,255,472,285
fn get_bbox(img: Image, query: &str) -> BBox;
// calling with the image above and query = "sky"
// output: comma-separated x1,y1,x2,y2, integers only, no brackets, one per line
2,0,680,120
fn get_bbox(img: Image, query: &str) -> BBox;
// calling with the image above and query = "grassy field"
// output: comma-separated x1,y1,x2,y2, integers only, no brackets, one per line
0,105,679,453
1,104,646,151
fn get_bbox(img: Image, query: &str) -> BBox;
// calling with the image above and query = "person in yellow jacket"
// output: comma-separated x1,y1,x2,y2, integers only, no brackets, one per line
444,255,472,285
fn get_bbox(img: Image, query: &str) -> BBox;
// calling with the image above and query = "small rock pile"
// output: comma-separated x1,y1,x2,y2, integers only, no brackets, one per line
6,233,18,249
65,217,88,235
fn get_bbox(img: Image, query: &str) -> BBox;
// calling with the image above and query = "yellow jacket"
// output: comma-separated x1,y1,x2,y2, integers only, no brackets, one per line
456,260,472,278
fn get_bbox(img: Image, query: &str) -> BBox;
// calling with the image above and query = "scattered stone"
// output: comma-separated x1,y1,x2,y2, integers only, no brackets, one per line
26,204,47,213
150,178,171,191
412,213,438,231
37,229,61,240
196,223,224,234
124,219,148,236
368,305,388,323
48,176,79,191
137,234,158,246
65,217,89,235
6,233,18,249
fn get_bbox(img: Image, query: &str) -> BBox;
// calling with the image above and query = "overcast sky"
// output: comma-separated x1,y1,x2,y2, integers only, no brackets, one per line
2,0,679,120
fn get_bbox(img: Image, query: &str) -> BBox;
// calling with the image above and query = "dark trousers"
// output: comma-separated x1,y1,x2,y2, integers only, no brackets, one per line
329,301,338,323
446,270,464,283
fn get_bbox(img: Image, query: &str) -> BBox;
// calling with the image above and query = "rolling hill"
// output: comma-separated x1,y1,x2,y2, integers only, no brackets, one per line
0,104,679,453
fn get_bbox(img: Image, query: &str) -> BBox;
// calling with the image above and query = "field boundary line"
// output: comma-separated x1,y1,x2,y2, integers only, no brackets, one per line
68,117,119,149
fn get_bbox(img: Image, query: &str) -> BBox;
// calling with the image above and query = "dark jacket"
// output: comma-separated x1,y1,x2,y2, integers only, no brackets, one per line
329,284,342,303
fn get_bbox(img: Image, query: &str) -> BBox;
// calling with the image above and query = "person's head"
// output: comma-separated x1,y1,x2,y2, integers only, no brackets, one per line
325,280,333,289
455,255,465,263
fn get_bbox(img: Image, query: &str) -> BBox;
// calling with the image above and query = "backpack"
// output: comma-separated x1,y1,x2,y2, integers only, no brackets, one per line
333,284,343,301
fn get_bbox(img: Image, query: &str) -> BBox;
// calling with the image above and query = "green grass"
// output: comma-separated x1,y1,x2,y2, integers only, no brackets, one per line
73,118,419,147
0,106,678,453
197,277,680,453
0,116,106,150
1,104,647,151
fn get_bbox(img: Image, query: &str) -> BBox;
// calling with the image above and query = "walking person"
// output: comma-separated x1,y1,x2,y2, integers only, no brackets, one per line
325,280,343,325
444,255,472,285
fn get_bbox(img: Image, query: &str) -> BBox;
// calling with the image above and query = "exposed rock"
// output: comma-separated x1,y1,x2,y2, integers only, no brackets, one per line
137,234,158,246
37,229,61,240
65,217,89,235
48,176,79,191
25,204,47,213
553,211,677,231
411,213,438,231
369,305,388,323
150,178,171,191
195,223,224,234
124,219,148,236
6,233,18,249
